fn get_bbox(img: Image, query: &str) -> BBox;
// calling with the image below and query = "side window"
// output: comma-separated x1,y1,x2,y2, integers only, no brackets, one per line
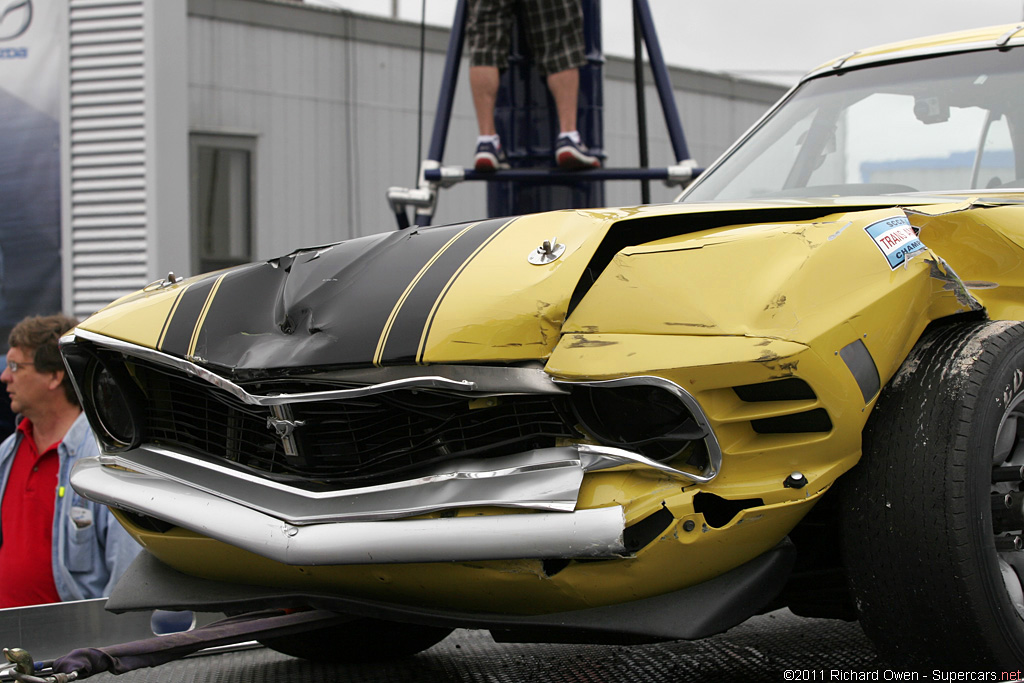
189,134,255,274
843,93,990,191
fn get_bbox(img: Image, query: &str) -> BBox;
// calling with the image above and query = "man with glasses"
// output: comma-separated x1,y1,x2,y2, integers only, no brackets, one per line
0,314,139,607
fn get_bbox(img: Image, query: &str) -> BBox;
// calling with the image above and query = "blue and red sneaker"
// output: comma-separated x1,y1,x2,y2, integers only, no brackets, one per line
555,136,601,170
473,140,510,172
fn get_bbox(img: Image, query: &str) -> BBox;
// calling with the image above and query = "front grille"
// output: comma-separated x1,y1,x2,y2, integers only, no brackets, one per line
120,357,579,485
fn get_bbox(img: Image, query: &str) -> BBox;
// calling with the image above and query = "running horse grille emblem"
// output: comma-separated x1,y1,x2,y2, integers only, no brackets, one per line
266,406,305,457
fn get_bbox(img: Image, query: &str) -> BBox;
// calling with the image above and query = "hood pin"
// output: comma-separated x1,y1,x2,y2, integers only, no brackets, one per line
528,237,566,265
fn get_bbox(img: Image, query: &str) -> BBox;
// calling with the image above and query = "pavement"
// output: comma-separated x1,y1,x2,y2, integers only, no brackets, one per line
77,609,883,682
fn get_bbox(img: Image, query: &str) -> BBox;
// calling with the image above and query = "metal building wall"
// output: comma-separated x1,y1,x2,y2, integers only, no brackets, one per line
62,0,189,319
66,0,149,318
186,0,786,263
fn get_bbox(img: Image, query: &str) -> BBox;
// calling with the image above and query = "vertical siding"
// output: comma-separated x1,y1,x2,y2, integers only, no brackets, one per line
68,0,149,317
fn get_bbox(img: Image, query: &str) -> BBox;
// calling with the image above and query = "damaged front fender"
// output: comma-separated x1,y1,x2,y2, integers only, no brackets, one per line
561,206,981,389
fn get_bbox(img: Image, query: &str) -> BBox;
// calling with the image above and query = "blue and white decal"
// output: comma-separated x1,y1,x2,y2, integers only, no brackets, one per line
864,215,925,269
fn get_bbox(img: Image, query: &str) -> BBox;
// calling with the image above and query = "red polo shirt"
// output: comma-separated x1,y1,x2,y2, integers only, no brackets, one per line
0,419,61,607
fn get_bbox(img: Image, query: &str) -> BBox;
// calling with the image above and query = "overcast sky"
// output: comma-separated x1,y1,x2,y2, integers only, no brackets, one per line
307,0,1024,84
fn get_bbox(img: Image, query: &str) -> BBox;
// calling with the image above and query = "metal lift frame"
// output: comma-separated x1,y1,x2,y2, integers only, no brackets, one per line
386,0,702,228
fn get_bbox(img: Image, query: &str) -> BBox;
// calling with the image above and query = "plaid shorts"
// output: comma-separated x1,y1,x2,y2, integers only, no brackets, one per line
466,0,586,76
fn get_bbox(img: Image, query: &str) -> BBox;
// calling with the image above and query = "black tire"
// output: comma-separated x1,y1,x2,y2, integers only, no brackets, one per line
259,617,453,662
840,320,1024,668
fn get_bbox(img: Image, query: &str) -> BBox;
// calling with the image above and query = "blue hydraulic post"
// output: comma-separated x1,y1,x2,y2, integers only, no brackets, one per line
632,0,691,163
409,0,469,226
632,1,650,204
424,0,467,167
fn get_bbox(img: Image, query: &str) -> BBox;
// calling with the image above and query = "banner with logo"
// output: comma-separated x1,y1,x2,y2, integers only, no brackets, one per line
0,0,62,346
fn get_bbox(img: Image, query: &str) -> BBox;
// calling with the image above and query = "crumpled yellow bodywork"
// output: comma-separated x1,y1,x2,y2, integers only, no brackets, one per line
93,195,1021,615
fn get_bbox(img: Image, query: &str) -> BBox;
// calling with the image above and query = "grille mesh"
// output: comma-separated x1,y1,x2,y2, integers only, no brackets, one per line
120,357,579,485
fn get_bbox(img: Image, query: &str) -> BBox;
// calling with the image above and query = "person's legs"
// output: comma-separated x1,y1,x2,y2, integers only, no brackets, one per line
469,65,507,171
546,68,578,135
549,67,599,169
470,65,500,137
524,0,598,169
466,0,511,170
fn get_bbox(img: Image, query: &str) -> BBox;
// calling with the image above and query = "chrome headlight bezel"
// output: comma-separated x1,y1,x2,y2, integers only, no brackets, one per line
61,338,143,452
86,359,141,451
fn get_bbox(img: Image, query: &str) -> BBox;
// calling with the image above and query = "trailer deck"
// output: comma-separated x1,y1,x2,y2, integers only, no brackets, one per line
1,602,881,682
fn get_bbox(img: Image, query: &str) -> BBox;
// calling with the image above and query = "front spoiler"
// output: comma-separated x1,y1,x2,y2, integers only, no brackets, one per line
107,540,797,644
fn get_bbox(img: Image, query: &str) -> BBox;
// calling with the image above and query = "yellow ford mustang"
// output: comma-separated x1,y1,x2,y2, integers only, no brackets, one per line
62,24,1024,668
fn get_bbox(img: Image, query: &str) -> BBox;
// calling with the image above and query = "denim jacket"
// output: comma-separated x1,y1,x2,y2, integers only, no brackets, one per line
0,411,141,602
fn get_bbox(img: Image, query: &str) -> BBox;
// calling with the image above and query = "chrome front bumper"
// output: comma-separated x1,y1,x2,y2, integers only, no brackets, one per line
71,444,691,565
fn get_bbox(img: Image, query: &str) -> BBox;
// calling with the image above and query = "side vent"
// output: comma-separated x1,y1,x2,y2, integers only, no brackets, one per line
751,408,833,434
733,378,833,434
839,339,880,403
733,378,816,402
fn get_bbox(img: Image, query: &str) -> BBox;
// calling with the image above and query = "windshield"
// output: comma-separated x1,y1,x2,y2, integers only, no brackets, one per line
682,47,1024,202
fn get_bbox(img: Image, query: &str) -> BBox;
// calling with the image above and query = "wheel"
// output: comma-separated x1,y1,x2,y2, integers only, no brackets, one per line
259,617,453,662
839,319,1024,667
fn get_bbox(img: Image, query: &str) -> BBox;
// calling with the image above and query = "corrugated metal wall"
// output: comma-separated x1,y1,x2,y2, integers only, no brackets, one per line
186,0,786,262
67,0,150,318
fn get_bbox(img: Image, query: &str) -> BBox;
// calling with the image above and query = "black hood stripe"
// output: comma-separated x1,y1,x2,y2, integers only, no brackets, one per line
377,217,515,365
374,222,479,365
156,285,189,350
188,274,228,359
154,218,516,369
158,277,218,354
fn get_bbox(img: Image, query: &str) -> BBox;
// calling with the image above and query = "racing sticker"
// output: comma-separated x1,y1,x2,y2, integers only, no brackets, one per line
864,214,925,269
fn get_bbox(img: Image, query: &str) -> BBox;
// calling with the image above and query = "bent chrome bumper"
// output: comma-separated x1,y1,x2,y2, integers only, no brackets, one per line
73,454,626,564
69,443,693,564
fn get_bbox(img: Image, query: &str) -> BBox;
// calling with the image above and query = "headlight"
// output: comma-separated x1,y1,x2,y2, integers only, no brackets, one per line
569,379,706,462
87,360,141,450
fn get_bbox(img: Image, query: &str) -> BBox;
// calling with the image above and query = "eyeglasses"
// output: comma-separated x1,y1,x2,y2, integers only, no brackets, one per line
6,360,34,373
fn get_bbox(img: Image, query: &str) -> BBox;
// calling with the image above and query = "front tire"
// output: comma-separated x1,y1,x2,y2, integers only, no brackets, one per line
840,320,1024,667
